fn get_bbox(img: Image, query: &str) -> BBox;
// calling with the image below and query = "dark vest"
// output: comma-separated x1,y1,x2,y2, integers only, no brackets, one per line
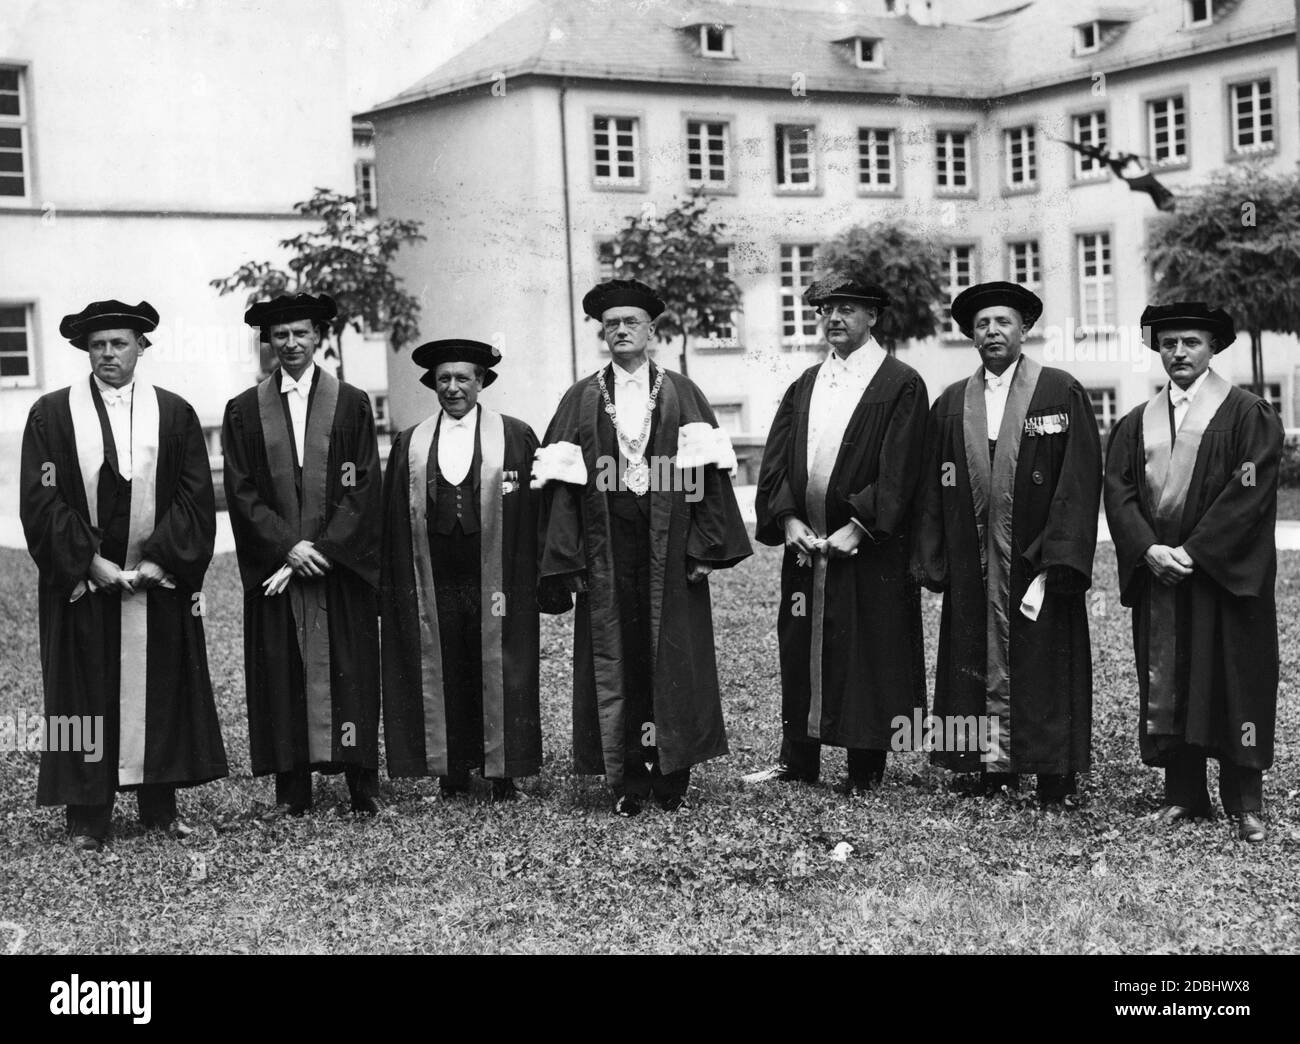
89,380,133,565
428,415,482,536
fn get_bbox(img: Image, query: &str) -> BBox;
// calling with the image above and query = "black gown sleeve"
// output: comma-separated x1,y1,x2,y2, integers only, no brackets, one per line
139,398,216,593
20,398,98,595
844,372,929,541
754,379,800,546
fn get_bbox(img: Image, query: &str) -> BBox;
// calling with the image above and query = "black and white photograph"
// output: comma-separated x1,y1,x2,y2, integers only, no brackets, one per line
0,0,1297,984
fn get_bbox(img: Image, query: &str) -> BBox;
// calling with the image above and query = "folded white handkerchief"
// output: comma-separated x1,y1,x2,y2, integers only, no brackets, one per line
1019,572,1047,621
530,441,588,489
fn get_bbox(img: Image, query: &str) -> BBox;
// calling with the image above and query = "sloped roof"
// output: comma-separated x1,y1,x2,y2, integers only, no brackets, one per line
363,0,1296,116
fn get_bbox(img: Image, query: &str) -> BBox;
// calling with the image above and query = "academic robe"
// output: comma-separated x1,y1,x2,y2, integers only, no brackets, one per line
915,358,1101,774
20,377,228,806
221,368,381,776
754,354,929,749
380,408,544,778
536,364,752,789
1103,377,1282,770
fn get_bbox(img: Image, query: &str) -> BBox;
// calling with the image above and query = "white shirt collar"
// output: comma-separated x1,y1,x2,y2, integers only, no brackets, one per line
612,360,650,385
441,404,478,429
1169,369,1211,405
830,338,883,370
280,363,316,394
984,357,1020,389
93,374,134,401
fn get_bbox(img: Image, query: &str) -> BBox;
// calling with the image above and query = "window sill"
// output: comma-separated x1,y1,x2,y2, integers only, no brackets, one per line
857,185,901,198
1001,182,1040,197
774,185,823,197
591,180,647,193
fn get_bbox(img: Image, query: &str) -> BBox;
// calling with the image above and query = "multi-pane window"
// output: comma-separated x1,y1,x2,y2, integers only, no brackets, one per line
1238,382,1283,412
857,128,894,189
596,240,616,282
1087,388,1118,431
0,67,28,198
1077,232,1115,328
1004,125,1037,188
935,130,970,190
0,304,34,386
711,402,744,434
700,247,739,347
775,124,815,190
686,120,730,188
1147,96,1188,165
593,116,640,185
355,160,377,215
1229,80,1274,155
1072,111,1107,179
1008,240,1041,292
779,244,818,343
942,246,976,337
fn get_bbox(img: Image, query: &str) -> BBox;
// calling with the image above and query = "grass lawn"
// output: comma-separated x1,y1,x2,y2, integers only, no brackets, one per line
1,543,1298,954
1277,485,1300,522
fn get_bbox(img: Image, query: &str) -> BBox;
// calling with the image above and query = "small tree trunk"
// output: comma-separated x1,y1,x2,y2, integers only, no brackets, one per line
1251,327,1263,397
679,332,689,377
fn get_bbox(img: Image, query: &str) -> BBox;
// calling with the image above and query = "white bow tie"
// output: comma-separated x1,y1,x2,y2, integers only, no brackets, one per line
614,369,647,387
986,373,1007,389
445,415,472,429
1170,389,1193,408
101,389,130,406
281,373,310,397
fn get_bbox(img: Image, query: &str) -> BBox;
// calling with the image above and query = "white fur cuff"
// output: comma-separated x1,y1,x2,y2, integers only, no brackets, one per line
676,422,738,473
531,441,589,488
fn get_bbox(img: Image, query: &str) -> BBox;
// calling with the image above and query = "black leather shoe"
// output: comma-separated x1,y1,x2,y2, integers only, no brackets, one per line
489,779,518,803
259,802,308,823
161,818,194,839
71,835,103,852
772,765,818,784
350,794,381,817
1152,804,1209,824
837,775,879,797
614,795,641,817
438,777,470,799
654,792,686,812
1236,812,1266,842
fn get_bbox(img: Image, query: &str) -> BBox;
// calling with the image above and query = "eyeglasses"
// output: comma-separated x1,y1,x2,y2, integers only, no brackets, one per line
815,304,865,318
602,318,646,333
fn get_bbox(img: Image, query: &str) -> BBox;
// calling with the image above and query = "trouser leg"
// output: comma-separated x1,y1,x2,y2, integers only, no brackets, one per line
1036,773,1077,801
847,748,886,787
781,736,821,782
611,501,653,799
1163,748,1211,812
275,766,312,810
1218,760,1263,814
137,783,178,828
66,800,113,841
345,764,379,802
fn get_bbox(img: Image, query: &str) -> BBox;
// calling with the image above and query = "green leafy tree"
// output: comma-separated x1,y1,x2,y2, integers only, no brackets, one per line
1147,165,1300,395
211,187,425,379
815,222,948,354
606,192,742,375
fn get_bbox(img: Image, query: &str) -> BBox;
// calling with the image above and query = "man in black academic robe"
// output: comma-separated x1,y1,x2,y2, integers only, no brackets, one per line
222,293,382,817
1104,303,1282,842
20,299,227,850
755,274,928,794
915,282,1101,802
381,339,550,800
535,279,752,816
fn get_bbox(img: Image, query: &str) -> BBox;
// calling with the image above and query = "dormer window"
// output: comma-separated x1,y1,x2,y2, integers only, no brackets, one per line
1074,22,1099,54
855,37,884,68
700,23,733,57
1185,0,1213,27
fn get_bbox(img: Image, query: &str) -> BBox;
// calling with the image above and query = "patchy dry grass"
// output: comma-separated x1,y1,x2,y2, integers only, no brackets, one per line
1,543,1297,954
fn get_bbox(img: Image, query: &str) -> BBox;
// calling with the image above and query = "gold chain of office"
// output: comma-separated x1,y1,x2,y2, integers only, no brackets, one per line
597,365,665,497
